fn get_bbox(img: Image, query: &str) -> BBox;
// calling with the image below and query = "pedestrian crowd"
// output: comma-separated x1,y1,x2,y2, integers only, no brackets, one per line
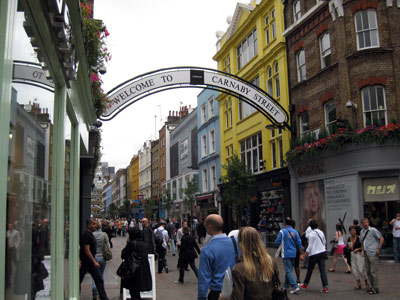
77,212,399,300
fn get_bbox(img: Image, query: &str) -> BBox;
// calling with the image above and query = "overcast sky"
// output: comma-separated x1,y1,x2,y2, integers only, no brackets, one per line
94,0,241,170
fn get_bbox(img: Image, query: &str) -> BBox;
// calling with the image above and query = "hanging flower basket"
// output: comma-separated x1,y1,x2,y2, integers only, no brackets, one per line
80,1,111,117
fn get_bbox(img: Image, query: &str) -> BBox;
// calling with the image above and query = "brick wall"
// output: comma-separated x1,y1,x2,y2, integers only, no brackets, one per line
285,0,400,136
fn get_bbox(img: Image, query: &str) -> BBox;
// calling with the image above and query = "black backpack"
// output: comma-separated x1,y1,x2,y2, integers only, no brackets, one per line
154,229,164,246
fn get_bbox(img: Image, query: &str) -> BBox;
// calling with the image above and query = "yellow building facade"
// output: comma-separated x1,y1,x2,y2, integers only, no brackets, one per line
214,0,290,174
214,0,293,239
127,155,139,202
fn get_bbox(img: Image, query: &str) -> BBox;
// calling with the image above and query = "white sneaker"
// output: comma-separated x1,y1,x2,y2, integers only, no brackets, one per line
290,287,300,294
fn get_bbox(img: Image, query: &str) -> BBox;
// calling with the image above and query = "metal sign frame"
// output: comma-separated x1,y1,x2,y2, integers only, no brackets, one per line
101,67,290,130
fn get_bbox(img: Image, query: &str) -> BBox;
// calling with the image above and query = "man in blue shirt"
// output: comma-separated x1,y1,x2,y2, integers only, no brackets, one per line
198,214,238,300
275,217,303,294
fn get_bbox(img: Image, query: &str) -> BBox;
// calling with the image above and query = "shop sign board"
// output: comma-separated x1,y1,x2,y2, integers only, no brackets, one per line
363,177,399,202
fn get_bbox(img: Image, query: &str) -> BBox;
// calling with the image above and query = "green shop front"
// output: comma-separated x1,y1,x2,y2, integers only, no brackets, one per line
1,0,103,299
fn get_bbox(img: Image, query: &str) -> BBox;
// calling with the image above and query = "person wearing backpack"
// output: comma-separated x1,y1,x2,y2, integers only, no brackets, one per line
275,217,303,295
154,221,169,274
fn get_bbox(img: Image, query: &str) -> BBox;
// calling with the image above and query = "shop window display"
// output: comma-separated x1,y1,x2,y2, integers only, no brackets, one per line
5,11,55,299
259,190,285,246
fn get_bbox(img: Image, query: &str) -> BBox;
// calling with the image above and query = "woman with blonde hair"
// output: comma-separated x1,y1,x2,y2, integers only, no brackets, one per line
300,181,326,234
226,226,278,300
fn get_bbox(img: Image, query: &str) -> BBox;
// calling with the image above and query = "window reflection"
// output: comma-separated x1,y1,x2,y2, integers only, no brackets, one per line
6,10,54,300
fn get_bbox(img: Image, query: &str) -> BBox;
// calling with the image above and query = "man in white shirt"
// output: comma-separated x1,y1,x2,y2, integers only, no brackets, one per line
390,213,400,263
299,219,329,293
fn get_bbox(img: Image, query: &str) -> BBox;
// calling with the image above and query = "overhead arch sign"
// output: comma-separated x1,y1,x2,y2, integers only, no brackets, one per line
102,67,289,129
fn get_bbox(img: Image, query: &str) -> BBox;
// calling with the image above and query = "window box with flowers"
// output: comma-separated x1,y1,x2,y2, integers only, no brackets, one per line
286,123,400,164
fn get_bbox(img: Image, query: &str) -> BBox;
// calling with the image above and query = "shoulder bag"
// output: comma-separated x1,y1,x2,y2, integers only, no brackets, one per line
221,236,239,298
116,242,142,278
103,233,113,261
315,231,328,259
272,268,289,300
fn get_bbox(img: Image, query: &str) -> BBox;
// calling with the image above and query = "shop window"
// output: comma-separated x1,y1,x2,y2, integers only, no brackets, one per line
362,86,387,127
355,9,379,50
6,10,59,298
259,189,285,246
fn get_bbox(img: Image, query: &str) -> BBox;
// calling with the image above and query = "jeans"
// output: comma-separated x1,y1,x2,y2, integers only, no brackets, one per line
179,259,198,282
365,253,379,290
80,261,109,300
303,252,328,288
283,258,298,289
393,237,400,261
92,255,106,298
122,226,127,237
171,239,176,255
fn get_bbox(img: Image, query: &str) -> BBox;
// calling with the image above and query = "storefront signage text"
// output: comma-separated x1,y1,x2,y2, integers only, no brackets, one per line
363,177,399,202
103,67,288,125
295,161,325,177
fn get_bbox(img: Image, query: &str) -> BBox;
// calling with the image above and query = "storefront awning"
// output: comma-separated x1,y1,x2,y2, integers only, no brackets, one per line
196,193,214,201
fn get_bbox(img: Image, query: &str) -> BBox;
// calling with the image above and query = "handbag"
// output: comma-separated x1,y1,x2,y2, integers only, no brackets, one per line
329,239,338,256
272,269,289,300
103,233,113,261
275,243,282,259
221,236,239,298
315,231,328,260
221,267,233,298
116,242,142,278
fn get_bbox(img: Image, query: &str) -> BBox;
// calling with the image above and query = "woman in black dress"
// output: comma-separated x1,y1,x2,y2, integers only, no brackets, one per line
177,226,201,283
121,227,152,300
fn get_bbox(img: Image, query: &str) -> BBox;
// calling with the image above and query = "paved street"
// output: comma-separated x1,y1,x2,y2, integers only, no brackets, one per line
81,235,399,300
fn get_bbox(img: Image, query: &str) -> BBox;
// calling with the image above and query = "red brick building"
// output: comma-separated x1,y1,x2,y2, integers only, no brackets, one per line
284,0,400,136
283,0,400,252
